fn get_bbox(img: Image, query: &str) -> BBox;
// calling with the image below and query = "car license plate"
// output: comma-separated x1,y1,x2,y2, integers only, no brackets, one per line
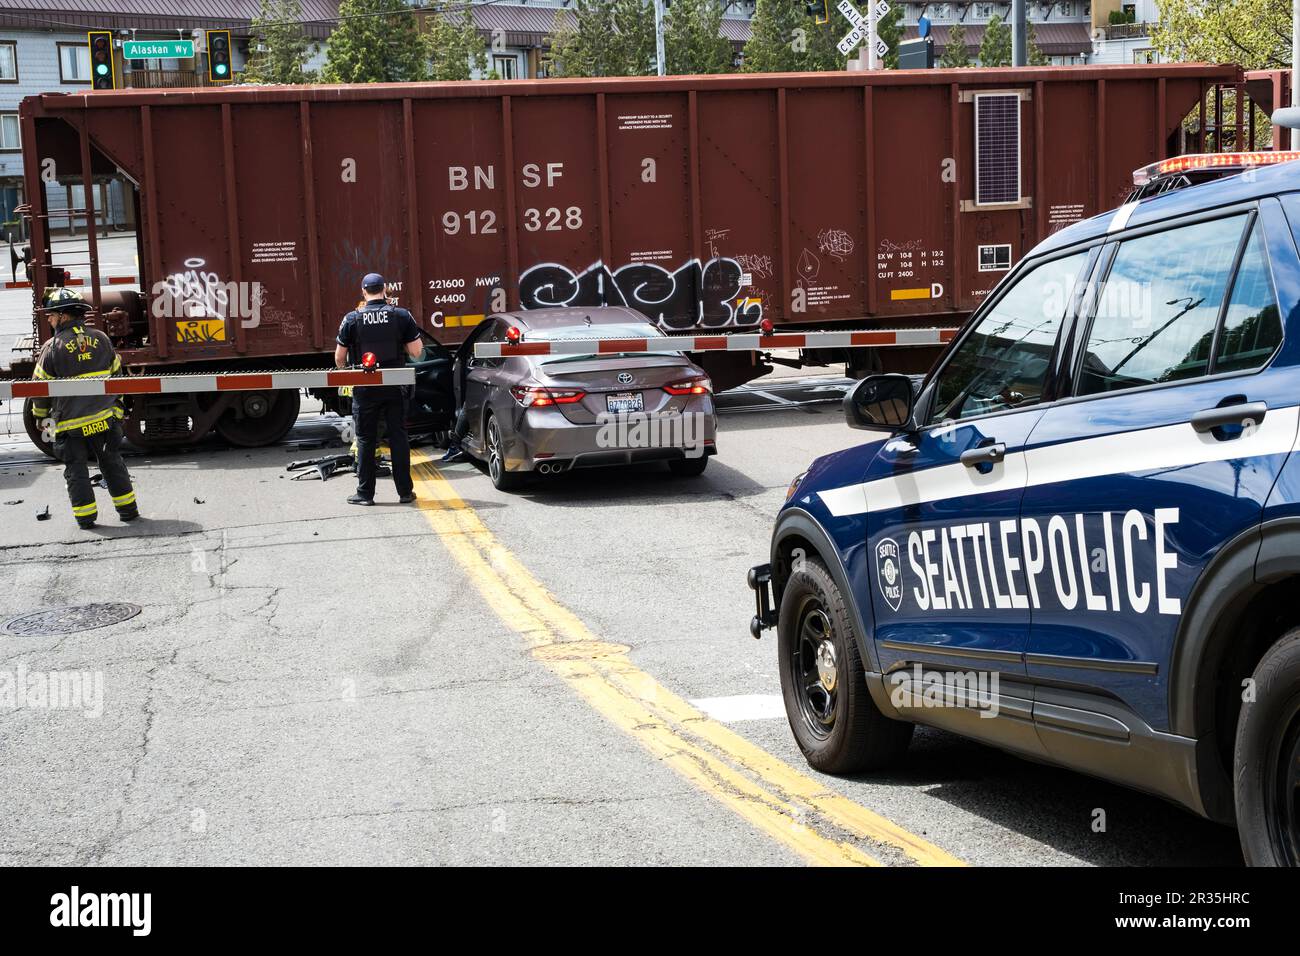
606,391,644,413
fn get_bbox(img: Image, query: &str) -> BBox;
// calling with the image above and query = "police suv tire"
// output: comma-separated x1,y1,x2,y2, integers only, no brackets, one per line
22,398,55,459
1233,630,1300,866
778,556,913,774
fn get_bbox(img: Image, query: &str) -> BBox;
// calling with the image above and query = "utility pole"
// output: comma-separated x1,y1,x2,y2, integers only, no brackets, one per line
1293,0,1299,147
654,0,666,77
1012,0,1027,67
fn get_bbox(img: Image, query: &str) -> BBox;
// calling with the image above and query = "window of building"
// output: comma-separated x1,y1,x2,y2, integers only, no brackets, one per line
0,112,21,151
492,55,517,79
0,42,17,82
975,3,992,17
1057,1,1074,15
58,42,91,83
1133,48,1158,64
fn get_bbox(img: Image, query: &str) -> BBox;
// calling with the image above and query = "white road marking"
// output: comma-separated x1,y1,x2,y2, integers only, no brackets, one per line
689,694,787,723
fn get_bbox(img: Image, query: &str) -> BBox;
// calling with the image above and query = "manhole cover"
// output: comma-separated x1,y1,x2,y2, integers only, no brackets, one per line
3,603,142,636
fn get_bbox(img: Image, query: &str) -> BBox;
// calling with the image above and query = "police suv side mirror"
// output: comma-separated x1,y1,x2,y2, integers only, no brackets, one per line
844,373,915,432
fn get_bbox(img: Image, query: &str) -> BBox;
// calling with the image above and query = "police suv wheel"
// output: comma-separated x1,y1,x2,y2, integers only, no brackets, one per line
1234,630,1300,866
777,556,912,774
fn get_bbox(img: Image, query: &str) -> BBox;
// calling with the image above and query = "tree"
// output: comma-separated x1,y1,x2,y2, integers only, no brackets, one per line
665,0,734,75
743,0,843,73
244,0,315,84
1027,22,1049,66
546,0,655,77
322,0,428,83
877,2,903,69
978,14,1011,67
939,21,972,67
428,5,487,81
1153,0,1290,69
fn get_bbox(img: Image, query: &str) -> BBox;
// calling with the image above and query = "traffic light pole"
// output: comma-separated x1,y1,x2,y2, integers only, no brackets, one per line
1012,0,1027,67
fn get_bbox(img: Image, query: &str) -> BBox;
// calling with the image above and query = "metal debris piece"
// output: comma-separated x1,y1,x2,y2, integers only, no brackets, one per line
35,505,50,521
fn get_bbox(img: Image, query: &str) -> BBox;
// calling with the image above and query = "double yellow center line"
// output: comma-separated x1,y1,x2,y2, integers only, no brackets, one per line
411,454,964,867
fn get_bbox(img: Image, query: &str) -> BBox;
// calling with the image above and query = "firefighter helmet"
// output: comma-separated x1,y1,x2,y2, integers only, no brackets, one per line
43,286,91,313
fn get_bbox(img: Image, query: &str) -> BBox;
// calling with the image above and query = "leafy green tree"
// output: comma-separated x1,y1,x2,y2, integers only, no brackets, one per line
322,0,428,83
1027,22,1049,66
939,21,972,67
244,0,315,84
978,14,1011,67
665,0,734,75
1153,0,1290,68
743,0,842,72
428,5,487,81
877,2,903,69
546,0,655,77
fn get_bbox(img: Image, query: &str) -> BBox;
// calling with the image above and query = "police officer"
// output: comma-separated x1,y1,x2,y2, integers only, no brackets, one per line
334,273,424,506
31,288,138,530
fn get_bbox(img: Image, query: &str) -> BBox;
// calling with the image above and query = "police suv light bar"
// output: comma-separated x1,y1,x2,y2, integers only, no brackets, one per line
475,327,959,359
0,367,414,402
1132,151,1300,186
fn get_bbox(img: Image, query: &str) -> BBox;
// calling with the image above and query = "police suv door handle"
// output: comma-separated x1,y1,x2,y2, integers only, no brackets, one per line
959,442,1006,468
1189,401,1268,435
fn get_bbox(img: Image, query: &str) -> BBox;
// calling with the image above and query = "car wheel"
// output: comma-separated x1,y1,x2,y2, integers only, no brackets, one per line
485,414,522,491
778,555,912,774
22,398,55,459
1234,629,1300,866
667,455,708,477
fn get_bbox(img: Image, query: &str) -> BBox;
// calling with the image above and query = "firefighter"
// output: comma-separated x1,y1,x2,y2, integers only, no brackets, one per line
334,273,424,506
31,288,138,529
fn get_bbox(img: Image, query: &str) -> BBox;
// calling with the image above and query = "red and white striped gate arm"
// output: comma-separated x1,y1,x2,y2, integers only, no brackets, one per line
0,367,414,402
474,327,959,359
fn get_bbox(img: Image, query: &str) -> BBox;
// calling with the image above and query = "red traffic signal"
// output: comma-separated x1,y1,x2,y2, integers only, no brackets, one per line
88,31,116,91
360,352,379,371
206,29,232,83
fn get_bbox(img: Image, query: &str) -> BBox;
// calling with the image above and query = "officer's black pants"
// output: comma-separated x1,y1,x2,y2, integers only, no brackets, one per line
54,418,136,525
450,404,469,446
353,386,412,500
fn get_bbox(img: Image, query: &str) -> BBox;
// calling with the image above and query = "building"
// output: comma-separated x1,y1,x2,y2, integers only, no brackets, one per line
900,2,1094,66
1088,0,1161,65
0,0,337,236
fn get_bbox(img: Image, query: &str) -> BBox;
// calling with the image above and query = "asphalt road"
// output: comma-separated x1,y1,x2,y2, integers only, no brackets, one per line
0,374,1246,866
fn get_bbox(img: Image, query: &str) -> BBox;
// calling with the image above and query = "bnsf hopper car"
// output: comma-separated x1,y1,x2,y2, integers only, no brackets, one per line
5,63,1237,451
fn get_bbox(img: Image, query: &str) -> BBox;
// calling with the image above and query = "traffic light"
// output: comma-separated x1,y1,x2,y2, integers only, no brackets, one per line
206,29,232,83
807,0,829,23
88,31,116,91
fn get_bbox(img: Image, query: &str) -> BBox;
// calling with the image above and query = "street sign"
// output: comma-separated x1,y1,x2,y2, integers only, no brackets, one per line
837,0,890,66
122,39,195,59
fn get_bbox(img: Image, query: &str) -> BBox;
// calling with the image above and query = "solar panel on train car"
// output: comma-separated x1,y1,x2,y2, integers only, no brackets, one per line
974,93,1021,206
1131,151,1300,186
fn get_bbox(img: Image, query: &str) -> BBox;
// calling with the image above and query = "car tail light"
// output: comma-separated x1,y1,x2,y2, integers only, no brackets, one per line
510,386,585,407
663,377,711,396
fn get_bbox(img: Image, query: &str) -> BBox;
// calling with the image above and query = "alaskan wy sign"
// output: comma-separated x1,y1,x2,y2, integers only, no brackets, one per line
122,39,195,59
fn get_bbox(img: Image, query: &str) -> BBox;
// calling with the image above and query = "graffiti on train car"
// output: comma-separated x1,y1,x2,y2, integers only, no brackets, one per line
517,257,763,330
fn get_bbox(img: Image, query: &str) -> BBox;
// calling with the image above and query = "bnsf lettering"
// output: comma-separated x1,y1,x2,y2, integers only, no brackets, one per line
896,508,1181,616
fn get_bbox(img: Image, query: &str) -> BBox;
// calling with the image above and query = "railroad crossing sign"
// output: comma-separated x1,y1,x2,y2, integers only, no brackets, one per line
836,0,890,61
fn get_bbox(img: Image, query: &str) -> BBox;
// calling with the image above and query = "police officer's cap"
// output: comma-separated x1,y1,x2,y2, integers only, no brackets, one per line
361,272,385,292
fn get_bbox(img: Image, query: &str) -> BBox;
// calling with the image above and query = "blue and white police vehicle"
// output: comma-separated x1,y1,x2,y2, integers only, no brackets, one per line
749,157,1300,866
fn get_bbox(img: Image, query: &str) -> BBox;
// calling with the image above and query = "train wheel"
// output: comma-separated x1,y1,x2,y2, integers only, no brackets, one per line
214,389,301,447
22,398,55,459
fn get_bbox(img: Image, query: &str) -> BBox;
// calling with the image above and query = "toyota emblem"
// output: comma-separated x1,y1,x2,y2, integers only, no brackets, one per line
617,372,634,385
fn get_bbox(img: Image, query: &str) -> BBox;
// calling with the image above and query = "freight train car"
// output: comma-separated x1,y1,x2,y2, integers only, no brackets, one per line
5,63,1237,451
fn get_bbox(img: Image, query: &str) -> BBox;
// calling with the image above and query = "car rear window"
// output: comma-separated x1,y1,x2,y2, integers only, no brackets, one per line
529,322,678,363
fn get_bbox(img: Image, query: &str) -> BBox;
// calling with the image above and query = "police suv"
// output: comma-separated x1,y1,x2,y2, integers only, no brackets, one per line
749,157,1300,866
